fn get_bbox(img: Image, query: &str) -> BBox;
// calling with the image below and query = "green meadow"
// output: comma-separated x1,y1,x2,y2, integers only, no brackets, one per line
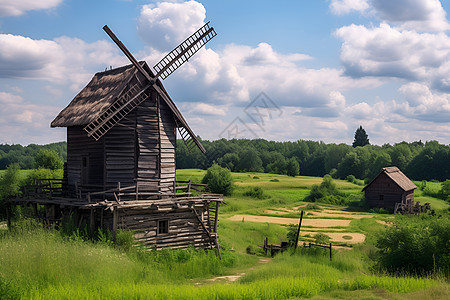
0,169,449,299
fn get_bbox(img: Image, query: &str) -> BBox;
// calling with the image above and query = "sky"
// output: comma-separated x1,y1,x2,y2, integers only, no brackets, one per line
1,0,450,146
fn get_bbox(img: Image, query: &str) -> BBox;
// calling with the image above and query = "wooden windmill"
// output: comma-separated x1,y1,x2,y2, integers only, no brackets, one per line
42,23,224,251
84,23,217,152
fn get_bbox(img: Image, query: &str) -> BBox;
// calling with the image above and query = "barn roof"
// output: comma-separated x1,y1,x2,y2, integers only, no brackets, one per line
51,62,205,152
362,166,417,192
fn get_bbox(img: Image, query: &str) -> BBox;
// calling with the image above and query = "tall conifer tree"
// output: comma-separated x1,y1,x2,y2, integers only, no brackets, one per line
352,126,370,147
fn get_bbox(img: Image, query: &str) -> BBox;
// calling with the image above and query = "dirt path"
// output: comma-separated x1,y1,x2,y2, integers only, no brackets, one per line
200,258,271,284
228,214,351,227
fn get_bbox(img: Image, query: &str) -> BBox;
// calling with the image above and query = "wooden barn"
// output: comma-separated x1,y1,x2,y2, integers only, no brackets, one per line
362,167,417,213
7,23,222,253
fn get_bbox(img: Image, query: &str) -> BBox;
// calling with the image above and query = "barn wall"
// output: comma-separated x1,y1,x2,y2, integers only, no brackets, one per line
158,97,177,194
364,173,413,211
66,126,104,191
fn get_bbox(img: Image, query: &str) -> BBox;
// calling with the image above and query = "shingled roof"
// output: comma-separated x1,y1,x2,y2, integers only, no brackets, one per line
51,64,136,127
363,166,417,192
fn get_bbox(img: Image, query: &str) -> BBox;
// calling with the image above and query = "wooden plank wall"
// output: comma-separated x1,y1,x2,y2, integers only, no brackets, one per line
120,204,213,249
136,91,160,191
104,113,136,188
67,126,104,191
158,97,177,194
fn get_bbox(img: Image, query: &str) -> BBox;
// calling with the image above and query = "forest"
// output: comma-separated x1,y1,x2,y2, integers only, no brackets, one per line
0,138,449,182
177,139,450,182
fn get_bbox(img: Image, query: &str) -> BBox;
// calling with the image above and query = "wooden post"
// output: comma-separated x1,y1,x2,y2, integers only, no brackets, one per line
89,209,95,236
112,208,118,243
100,209,104,229
32,203,38,218
329,243,332,261
294,210,304,252
117,182,121,202
214,202,219,233
187,180,191,193
264,237,268,255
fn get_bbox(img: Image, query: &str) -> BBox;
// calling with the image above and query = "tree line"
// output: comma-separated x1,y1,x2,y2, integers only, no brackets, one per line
0,142,66,170
0,138,448,182
177,139,450,182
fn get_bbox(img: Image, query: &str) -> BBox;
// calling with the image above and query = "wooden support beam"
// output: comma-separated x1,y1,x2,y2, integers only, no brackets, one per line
214,202,219,233
112,208,118,243
89,208,95,236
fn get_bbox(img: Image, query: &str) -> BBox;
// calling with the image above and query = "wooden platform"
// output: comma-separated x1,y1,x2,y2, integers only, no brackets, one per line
7,182,223,254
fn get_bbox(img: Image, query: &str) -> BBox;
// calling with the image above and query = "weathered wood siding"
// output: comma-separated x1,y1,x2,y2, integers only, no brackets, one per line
158,97,177,194
364,173,410,211
104,113,136,188
121,204,212,249
136,91,160,191
67,126,104,191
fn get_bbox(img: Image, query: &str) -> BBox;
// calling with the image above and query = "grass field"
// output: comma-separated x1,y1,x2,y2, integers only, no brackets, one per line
0,169,449,299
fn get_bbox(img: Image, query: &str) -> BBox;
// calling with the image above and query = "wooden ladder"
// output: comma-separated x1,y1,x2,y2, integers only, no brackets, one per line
176,120,196,152
84,82,151,140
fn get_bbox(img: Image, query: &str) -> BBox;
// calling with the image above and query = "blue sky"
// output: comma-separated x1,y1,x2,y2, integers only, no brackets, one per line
1,0,449,145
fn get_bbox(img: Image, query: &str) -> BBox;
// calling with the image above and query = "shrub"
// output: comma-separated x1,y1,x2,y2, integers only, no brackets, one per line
244,187,268,199
253,176,259,179
346,174,356,183
375,215,450,275
313,233,330,245
270,178,279,182
286,224,298,245
0,164,21,220
34,149,63,170
201,164,233,196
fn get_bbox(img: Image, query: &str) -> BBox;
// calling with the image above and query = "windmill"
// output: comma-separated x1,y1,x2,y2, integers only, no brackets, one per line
83,22,217,152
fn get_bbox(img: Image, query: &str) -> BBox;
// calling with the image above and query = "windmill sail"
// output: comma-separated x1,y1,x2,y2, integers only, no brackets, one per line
83,24,214,152
153,22,217,80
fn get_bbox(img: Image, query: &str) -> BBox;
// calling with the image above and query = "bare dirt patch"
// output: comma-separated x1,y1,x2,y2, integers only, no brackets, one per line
300,231,366,244
264,209,289,215
307,210,373,219
228,215,351,227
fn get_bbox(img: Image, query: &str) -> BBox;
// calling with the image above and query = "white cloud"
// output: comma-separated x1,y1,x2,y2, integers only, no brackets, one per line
331,0,450,32
182,102,227,116
0,34,126,90
330,0,369,15
0,91,65,144
336,23,450,89
371,0,450,32
397,82,450,122
137,0,206,51
0,0,62,17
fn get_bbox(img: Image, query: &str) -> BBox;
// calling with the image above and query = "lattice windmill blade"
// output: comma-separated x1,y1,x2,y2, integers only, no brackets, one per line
153,22,217,80
86,24,211,153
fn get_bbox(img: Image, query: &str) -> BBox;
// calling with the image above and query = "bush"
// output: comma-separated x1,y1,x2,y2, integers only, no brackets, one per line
0,164,21,220
34,149,63,170
270,178,279,182
244,187,268,199
375,215,450,275
23,168,63,187
201,164,234,196
313,233,330,244
346,174,356,183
